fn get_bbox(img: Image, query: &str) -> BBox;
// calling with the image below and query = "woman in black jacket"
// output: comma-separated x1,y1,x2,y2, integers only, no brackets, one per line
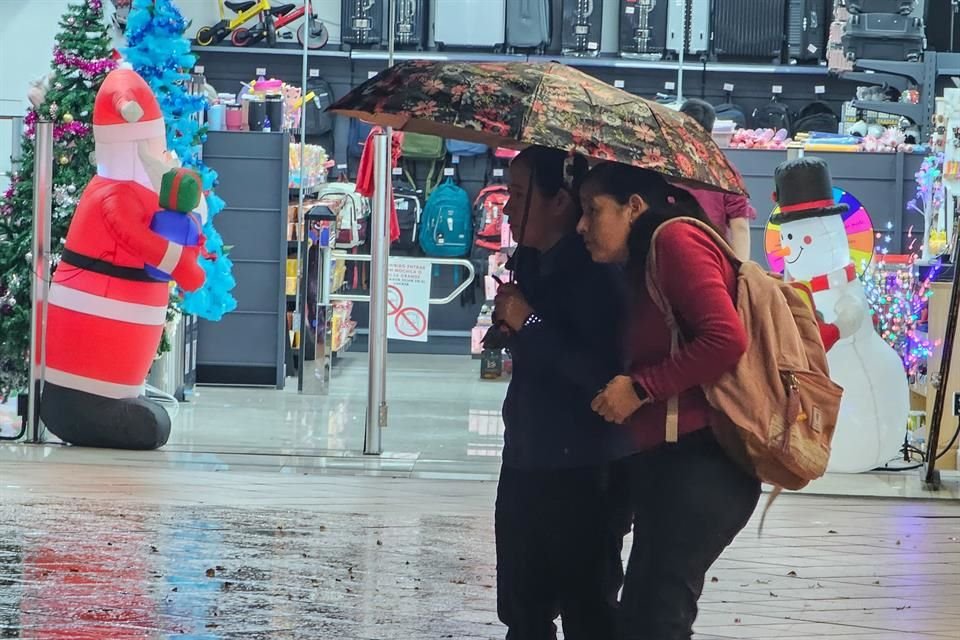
492,147,637,640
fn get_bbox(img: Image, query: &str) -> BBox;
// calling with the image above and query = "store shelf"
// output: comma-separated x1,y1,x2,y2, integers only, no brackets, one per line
852,59,924,85
852,100,925,123
193,44,350,58
840,71,913,92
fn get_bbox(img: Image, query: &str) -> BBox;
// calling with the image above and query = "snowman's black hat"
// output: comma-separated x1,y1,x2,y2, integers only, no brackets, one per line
770,157,848,225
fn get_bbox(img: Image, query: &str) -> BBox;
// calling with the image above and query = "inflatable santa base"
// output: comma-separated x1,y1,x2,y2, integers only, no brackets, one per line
41,383,170,450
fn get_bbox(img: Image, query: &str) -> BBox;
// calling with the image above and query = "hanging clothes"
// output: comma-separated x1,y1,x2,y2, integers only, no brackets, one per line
355,125,402,244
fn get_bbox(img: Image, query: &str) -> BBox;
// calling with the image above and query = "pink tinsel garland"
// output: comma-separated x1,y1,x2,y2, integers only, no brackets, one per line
52,47,116,78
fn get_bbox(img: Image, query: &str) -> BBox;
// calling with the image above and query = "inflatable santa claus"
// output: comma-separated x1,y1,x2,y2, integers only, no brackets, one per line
39,67,205,450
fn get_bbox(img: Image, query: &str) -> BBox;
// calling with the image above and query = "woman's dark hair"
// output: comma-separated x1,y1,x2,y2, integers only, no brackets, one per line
680,98,717,133
581,162,719,275
512,146,590,198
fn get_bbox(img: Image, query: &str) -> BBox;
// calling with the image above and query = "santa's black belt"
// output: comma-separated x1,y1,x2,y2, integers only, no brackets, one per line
60,249,156,282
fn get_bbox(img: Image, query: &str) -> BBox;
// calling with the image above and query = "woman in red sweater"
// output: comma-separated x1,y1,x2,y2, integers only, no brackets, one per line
576,162,762,639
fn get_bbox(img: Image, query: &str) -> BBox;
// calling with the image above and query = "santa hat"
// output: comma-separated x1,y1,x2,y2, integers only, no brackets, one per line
93,68,165,144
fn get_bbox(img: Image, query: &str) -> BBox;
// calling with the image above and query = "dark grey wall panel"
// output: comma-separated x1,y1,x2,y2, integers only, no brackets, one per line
199,131,290,387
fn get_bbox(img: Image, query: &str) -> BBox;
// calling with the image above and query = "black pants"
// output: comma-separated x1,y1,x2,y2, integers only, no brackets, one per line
619,429,761,640
496,463,629,640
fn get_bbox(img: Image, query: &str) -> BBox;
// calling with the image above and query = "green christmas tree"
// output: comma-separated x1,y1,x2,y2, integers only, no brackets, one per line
0,0,116,398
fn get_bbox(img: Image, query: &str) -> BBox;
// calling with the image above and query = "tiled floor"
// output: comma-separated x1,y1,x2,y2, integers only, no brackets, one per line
1,454,960,639
1,352,959,637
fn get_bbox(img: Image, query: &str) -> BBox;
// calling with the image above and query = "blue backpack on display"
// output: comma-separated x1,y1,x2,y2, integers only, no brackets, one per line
419,178,473,257
348,119,375,160
445,139,489,157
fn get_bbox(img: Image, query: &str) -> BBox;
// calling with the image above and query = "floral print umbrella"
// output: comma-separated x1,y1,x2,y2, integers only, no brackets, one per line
329,60,747,195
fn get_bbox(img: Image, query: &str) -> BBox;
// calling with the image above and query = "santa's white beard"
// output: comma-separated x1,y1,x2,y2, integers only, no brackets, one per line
95,137,176,192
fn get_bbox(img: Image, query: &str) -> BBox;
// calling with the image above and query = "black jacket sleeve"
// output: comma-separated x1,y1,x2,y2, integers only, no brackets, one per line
508,263,626,398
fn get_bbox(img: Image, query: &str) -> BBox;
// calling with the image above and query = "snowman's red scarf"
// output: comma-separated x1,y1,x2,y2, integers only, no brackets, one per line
807,263,857,293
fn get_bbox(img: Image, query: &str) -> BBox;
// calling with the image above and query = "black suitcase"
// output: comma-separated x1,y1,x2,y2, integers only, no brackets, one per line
787,0,829,62
620,0,668,59
341,0,384,49
842,12,925,61
383,0,427,49
713,0,787,61
846,0,916,14
562,0,603,56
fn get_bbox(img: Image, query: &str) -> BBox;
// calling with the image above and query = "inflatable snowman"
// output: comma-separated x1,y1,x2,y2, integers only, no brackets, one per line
772,158,908,473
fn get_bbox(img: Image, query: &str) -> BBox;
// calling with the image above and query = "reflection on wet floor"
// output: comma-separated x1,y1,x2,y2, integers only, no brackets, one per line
0,500,498,639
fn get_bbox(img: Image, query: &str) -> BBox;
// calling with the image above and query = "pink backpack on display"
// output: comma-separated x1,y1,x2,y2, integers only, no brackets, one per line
474,184,510,251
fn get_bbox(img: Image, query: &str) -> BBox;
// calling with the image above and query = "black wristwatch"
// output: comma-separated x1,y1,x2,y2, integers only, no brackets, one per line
632,381,649,402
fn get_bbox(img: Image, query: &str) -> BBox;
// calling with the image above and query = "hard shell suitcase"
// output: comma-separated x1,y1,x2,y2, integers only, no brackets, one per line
787,0,829,62
383,0,427,49
620,0,669,59
506,0,552,52
341,0,384,48
434,0,507,51
713,0,787,60
666,0,711,57
846,0,916,14
561,0,603,56
842,12,925,61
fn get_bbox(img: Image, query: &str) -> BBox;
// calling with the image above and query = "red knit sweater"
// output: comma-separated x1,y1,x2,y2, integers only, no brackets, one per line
626,222,747,450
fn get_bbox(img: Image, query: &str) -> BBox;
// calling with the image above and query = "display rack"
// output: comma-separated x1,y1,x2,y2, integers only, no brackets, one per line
843,52,960,138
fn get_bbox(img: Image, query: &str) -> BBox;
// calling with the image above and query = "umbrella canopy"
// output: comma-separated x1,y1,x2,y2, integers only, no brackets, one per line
329,60,747,195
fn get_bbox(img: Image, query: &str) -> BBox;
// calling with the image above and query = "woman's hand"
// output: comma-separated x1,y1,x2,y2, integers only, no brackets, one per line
493,283,535,333
592,375,646,425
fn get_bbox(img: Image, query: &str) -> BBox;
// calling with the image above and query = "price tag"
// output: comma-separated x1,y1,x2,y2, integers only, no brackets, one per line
368,70,378,79
772,85,783,94
337,163,347,170
723,82,735,92
452,154,461,164
256,67,267,76
310,68,320,78
392,167,403,176
815,85,826,95
665,81,676,91
493,168,505,177
444,167,455,176
194,65,205,74
614,79,625,89
625,5,636,13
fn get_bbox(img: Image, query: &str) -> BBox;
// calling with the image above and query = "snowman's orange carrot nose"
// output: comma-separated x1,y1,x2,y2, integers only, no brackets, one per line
772,246,792,258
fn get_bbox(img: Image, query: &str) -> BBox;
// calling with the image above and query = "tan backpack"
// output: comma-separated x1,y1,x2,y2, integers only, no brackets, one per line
645,218,843,495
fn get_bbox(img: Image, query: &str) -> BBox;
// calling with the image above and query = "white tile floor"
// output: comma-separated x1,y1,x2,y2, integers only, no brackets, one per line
0,352,959,637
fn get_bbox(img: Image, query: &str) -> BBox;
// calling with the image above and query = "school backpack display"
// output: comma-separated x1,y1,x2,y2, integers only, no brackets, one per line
715,102,748,129
303,77,335,137
645,218,842,493
348,119,375,160
445,139,489,157
752,99,794,131
792,100,840,136
474,184,510,251
393,182,423,254
419,178,473,257
316,182,370,249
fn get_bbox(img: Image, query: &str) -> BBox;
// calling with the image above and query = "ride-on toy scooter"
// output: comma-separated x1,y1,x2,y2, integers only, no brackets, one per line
232,0,329,48
195,0,279,47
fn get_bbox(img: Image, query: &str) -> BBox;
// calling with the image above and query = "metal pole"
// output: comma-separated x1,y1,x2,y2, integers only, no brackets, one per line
675,0,684,104
365,133,391,455
296,13,310,392
28,120,53,442
387,0,396,67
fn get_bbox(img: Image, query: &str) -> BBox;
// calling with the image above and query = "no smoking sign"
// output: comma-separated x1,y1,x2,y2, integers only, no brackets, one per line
386,260,431,343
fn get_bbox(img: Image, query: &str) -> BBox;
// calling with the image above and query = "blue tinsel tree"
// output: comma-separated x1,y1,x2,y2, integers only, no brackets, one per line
123,0,237,321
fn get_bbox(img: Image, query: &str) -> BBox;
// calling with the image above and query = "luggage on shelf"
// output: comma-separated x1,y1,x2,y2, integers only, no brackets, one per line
434,0,507,51
561,0,603,57
713,0,787,61
842,12,925,61
341,0,384,49
383,0,427,49
787,0,830,62
667,0,712,58
620,0,669,59
506,0,552,52
846,0,916,14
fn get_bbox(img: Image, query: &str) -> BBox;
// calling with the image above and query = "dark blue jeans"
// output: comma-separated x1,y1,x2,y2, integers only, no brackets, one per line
618,429,761,640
